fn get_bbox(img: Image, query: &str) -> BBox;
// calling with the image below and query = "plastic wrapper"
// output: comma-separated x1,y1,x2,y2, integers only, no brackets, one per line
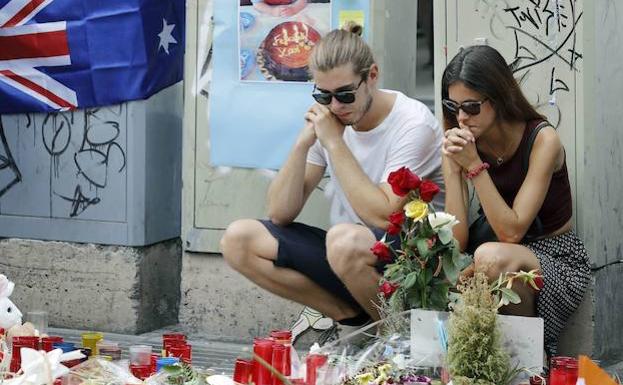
310,311,449,385
144,363,207,385
65,357,142,385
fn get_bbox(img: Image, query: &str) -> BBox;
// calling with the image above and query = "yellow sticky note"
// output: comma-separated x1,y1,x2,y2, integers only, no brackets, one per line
339,10,365,31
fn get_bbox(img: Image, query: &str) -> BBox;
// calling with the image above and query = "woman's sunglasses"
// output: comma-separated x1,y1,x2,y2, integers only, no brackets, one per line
312,78,365,105
442,98,488,116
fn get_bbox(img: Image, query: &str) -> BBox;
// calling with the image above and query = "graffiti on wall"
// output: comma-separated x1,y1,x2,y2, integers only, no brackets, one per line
0,107,126,220
473,0,582,128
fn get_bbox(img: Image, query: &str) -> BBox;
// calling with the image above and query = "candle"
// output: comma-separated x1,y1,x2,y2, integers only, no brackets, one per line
253,338,274,385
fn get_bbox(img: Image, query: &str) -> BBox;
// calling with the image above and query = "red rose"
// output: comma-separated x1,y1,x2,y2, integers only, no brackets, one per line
389,211,406,226
534,276,544,290
387,167,421,197
387,223,401,235
379,281,399,299
419,179,441,202
371,241,392,262
387,211,406,235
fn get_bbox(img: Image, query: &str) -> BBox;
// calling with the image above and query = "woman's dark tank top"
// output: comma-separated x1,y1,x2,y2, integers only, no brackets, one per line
477,119,572,234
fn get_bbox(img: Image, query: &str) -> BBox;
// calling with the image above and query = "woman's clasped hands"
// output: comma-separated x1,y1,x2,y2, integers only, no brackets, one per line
442,124,481,171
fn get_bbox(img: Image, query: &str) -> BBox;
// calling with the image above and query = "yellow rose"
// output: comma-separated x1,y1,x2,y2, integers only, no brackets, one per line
355,372,374,384
404,199,428,221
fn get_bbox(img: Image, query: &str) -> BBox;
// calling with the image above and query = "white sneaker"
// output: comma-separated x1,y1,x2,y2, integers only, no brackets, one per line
317,320,376,347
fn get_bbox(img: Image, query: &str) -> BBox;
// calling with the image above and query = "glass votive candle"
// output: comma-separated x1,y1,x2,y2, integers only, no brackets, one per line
129,344,152,365
168,343,192,364
550,356,569,385
306,353,328,385
25,310,48,336
271,344,288,385
162,333,186,356
130,364,152,380
42,336,64,352
252,338,274,385
233,358,253,384
565,357,579,385
81,332,104,355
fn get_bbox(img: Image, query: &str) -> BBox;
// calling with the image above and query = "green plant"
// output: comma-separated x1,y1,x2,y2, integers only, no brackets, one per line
446,272,511,385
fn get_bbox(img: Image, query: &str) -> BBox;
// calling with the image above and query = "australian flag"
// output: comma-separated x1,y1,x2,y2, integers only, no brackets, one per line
0,0,185,114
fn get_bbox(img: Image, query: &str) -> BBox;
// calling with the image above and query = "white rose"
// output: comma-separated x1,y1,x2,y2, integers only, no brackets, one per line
427,212,460,244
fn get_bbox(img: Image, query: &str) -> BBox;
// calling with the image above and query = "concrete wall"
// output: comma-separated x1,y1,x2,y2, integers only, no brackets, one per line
575,0,623,363
0,238,181,334
179,253,302,340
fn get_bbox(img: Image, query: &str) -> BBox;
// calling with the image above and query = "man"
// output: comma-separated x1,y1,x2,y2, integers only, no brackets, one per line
220,24,444,338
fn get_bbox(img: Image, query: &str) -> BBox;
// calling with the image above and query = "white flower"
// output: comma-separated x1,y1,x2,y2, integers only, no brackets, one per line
427,212,460,245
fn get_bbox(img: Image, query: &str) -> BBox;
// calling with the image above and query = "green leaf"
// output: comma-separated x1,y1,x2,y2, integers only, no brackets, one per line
499,287,521,304
416,238,432,259
453,251,473,271
429,281,450,310
424,265,433,284
407,292,422,309
382,263,401,277
403,272,418,289
442,253,459,284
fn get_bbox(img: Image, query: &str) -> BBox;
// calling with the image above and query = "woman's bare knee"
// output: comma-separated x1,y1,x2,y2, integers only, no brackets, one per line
473,242,511,280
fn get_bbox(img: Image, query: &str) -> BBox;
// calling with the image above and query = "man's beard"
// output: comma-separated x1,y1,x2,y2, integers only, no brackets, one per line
342,94,373,127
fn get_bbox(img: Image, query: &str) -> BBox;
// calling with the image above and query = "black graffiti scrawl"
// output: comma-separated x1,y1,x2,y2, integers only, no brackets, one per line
0,118,21,198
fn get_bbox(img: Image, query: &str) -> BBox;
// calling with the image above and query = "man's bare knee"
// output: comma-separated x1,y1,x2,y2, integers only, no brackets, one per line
220,219,258,270
326,224,370,276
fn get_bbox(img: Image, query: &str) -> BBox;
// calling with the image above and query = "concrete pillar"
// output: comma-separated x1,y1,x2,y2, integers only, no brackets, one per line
0,238,181,334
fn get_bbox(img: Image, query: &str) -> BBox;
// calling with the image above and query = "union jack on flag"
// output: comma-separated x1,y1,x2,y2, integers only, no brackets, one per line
0,0,185,114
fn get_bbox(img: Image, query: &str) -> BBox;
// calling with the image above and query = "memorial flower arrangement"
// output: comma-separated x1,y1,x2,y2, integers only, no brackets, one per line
372,167,472,319
447,270,544,385
340,361,435,385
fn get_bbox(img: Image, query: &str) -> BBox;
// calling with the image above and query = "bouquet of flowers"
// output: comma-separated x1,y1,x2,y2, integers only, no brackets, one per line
371,167,472,319
341,362,435,385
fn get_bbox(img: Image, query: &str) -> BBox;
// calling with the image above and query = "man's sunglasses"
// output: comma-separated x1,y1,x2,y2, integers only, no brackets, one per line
312,78,365,105
442,98,488,116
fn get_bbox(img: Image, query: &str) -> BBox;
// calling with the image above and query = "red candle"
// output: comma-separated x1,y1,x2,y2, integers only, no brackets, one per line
233,358,253,384
150,353,160,374
168,343,192,364
270,330,292,376
42,336,64,352
306,354,328,385
271,344,288,385
550,356,570,385
130,364,152,380
234,358,253,385
565,357,579,385
253,338,274,385
162,333,186,356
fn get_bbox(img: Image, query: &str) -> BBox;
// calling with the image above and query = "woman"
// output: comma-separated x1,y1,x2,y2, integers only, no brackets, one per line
440,45,590,357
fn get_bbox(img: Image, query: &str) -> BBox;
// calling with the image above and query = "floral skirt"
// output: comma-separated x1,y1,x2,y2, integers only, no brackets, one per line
523,230,591,357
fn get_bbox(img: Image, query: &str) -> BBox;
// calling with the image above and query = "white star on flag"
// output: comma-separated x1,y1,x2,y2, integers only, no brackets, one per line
158,18,177,54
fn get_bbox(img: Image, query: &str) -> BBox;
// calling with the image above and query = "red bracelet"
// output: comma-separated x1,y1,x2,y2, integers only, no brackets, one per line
465,162,490,179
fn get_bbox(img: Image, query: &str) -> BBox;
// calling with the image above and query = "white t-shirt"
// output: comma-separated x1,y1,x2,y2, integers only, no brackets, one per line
307,91,445,226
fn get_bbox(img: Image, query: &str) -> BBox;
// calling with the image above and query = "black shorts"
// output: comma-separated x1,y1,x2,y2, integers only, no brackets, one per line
259,219,398,310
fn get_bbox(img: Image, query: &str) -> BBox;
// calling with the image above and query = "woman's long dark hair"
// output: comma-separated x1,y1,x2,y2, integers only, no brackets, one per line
441,45,544,130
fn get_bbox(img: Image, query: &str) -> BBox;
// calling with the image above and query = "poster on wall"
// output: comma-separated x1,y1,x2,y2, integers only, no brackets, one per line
210,0,370,169
239,0,331,82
